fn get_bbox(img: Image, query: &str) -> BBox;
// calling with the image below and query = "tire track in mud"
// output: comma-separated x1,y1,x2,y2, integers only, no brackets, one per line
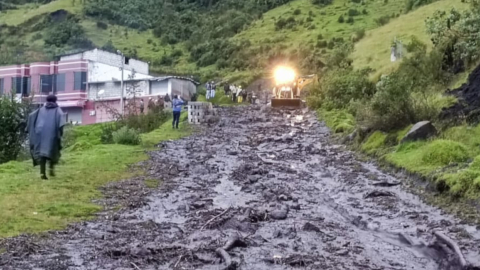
1,106,480,270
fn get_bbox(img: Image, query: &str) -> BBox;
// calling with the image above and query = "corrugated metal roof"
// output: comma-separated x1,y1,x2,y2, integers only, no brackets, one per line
89,76,200,85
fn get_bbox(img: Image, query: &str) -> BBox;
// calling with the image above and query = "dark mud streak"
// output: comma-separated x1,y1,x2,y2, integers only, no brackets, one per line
1,106,480,270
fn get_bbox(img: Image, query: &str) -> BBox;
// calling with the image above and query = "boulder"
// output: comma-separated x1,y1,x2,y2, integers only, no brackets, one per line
401,121,437,143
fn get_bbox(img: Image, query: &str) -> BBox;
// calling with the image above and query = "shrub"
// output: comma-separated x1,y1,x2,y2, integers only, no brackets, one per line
351,28,366,42
316,40,328,48
171,49,183,58
293,9,301,15
362,9,368,15
112,126,141,145
375,15,390,26
338,15,345,23
312,0,333,5
147,39,153,44
348,9,360,16
347,16,355,24
96,21,108,29
0,96,30,164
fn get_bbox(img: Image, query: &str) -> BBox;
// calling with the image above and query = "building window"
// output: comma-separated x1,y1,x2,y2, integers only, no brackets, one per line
0,78,3,96
12,77,21,94
74,72,87,91
41,75,53,93
12,77,30,96
55,74,66,92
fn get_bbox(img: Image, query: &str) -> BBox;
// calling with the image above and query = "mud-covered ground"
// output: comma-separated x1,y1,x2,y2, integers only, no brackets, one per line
2,106,480,270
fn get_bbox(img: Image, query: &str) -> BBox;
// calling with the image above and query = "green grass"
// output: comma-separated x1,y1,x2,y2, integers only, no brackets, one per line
235,0,406,53
361,131,387,155
141,111,192,147
0,0,83,26
320,109,355,134
0,116,192,238
352,0,468,79
80,20,177,63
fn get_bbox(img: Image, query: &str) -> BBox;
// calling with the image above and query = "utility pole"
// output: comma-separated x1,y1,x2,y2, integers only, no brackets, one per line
117,50,124,116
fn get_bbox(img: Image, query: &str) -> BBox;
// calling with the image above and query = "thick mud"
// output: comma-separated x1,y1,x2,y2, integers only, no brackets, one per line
2,106,480,270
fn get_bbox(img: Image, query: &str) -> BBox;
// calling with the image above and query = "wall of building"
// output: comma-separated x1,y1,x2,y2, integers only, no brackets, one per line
150,80,169,96
63,107,83,124
60,49,149,75
87,61,151,83
88,80,150,100
170,79,196,100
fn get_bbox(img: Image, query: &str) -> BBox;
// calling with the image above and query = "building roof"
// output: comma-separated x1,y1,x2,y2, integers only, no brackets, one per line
89,76,200,85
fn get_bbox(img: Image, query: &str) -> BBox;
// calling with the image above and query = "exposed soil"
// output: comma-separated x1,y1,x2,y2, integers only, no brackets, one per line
2,106,480,270
441,64,480,124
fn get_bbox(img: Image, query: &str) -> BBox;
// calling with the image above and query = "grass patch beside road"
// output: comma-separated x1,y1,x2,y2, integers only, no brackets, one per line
319,109,480,198
0,115,192,238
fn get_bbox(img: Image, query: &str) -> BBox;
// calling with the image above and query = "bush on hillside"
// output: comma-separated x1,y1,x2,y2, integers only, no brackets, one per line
312,0,333,6
405,0,436,12
96,21,108,30
44,18,86,47
375,15,390,26
348,9,360,17
338,15,345,23
347,16,355,24
0,96,31,164
112,126,141,145
426,6,480,71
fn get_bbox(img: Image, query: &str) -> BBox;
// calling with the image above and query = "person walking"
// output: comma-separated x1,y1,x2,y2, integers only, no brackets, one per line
172,95,184,129
139,99,145,114
26,95,66,180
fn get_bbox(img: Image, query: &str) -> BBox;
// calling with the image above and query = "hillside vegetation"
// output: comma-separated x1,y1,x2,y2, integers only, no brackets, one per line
352,0,467,79
0,0,454,82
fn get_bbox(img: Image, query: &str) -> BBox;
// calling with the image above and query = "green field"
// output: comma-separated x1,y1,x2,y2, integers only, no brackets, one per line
0,114,191,237
352,0,468,79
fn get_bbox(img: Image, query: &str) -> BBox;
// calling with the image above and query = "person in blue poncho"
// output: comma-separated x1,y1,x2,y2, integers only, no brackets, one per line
172,95,184,129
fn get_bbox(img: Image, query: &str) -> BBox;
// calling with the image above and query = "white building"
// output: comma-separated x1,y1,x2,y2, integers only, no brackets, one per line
56,49,198,124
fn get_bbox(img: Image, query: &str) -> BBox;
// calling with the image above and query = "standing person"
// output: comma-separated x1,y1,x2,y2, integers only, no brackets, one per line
230,84,237,102
237,85,243,103
148,97,155,111
242,86,247,103
139,99,145,114
164,93,171,109
211,81,216,99
26,95,66,180
205,82,211,100
224,83,230,97
172,95,184,129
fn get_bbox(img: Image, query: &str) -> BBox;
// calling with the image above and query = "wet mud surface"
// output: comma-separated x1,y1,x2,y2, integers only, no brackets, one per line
2,106,480,270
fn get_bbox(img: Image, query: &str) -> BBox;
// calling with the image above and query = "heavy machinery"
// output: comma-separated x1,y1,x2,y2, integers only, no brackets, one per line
271,66,316,108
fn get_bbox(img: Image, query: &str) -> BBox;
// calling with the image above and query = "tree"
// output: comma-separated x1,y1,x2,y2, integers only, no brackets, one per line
0,95,31,164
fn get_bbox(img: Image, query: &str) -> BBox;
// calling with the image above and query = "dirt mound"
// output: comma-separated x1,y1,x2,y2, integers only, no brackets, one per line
441,64,480,123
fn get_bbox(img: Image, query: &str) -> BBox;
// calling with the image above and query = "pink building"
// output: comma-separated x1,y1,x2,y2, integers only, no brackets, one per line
0,49,198,125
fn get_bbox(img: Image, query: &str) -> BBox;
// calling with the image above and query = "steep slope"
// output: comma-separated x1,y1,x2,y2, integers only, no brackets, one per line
352,0,468,79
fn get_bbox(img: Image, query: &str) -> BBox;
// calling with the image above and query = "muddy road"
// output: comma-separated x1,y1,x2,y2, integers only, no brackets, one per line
2,106,480,270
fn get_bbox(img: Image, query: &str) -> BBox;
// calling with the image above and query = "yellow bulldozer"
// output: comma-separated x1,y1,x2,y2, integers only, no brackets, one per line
271,66,317,108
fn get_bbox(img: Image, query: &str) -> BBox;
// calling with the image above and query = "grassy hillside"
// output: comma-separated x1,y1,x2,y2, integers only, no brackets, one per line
0,0,447,82
352,0,468,79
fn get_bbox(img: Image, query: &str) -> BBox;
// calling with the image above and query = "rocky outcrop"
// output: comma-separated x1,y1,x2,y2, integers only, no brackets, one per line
401,121,437,143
